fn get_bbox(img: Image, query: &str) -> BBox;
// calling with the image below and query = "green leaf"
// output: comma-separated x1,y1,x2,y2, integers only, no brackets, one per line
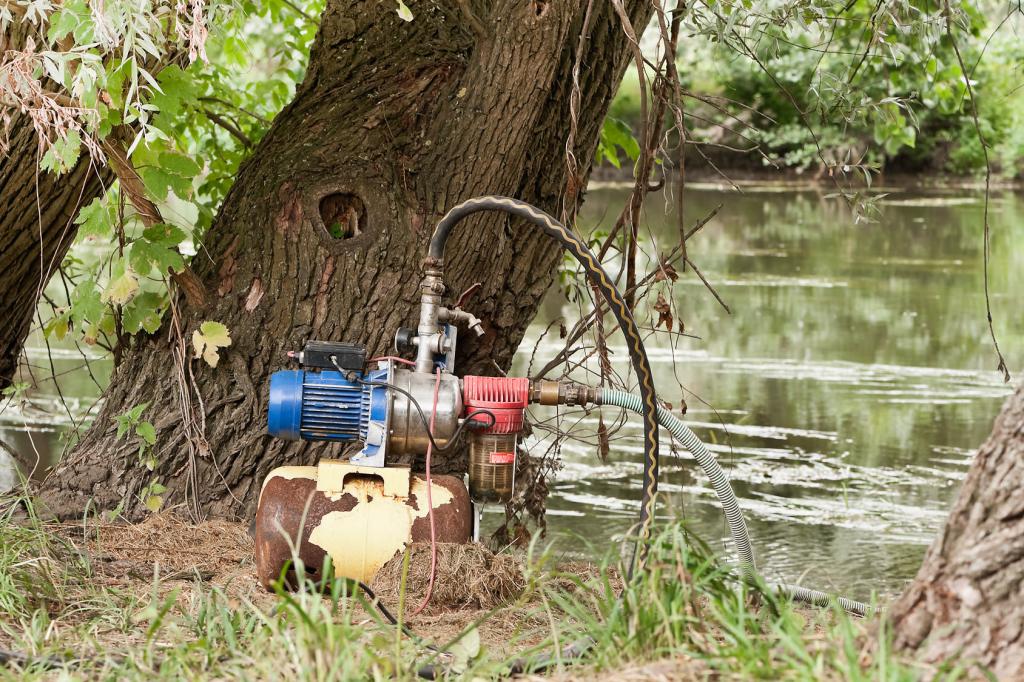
104,62,129,111
2,382,30,399
140,311,163,333
115,414,132,440
129,238,184,275
97,312,116,336
44,315,70,341
142,224,187,246
192,321,232,367
48,131,84,173
70,280,104,326
140,166,175,201
136,421,157,445
158,152,201,179
47,11,76,43
598,117,639,168
74,197,116,239
129,403,148,421
40,148,60,174
122,292,165,334
149,66,196,118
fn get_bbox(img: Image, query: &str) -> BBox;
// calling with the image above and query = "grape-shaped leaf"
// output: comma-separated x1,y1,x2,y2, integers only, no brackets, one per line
70,280,103,326
103,271,140,305
74,198,115,239
192,321,232,367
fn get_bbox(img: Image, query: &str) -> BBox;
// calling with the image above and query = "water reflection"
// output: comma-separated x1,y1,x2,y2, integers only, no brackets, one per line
0,344,109,482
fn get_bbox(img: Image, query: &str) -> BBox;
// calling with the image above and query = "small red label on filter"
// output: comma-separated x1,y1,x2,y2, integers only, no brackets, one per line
489,452,515,465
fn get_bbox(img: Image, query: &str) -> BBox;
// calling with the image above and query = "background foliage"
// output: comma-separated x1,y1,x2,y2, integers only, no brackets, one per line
4,0,1020,376
606,0,1024,177
2,0,320,361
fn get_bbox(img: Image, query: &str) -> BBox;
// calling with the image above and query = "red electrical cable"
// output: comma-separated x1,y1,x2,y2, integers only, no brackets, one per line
409,367,441,617
369,355,417,367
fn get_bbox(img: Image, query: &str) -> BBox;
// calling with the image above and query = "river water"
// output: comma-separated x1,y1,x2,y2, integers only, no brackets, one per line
505,182,1022,601
2,182,1021,601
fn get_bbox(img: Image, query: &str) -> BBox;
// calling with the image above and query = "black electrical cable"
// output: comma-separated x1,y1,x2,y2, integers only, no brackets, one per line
428,196,661,577
355,378,496,453
415,638,595,680
355,581,443,654
442,408,496,448
329,357,497,453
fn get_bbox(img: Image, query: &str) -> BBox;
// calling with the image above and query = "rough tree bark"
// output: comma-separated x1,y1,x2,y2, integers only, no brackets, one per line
890,381,1024,678
0,26,107,389
0,123,104,388
41,0,653,519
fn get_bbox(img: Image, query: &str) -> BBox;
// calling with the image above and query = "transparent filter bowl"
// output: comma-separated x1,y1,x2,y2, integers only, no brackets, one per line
468,431,517,503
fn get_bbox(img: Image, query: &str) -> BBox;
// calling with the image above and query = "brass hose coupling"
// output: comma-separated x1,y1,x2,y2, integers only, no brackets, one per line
530,380,600,407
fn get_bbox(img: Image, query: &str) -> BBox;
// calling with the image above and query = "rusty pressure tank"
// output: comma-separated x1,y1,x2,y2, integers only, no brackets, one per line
254,460,471,588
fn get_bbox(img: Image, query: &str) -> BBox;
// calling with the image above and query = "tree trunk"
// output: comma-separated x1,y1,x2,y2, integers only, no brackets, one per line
40,0,653,520
890,381,1024,677
0,27,107,389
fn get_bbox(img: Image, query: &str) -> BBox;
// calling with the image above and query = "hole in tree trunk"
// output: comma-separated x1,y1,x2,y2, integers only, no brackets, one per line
319,193,366,239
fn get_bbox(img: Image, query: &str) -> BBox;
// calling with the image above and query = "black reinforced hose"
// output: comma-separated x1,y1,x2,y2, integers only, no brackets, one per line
428,196,661,576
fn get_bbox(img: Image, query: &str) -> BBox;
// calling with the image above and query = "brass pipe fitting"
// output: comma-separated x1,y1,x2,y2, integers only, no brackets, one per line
530,380,600,407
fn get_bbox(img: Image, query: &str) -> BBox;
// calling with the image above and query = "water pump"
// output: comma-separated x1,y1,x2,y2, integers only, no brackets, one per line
265,336,529,496
255,299,538,585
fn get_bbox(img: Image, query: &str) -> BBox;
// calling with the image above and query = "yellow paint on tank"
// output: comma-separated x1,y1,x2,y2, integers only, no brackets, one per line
308,476,454,582
259,466,317,498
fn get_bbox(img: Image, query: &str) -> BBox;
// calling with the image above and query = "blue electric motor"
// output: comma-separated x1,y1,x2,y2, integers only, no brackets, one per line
267,341,391,466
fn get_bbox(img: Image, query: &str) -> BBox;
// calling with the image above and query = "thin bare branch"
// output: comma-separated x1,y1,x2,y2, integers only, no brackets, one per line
944,3,1010,382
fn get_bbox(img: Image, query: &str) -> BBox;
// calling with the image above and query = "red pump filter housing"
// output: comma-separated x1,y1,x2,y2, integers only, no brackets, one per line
463,376,529,502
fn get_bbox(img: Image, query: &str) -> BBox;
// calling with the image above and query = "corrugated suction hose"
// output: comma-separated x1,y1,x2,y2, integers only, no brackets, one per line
601,388,872,617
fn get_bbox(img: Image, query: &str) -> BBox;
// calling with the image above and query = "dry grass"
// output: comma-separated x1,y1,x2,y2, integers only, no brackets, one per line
23,513,611,661
52,512,273,608
80,512,252,573
371,542,527,612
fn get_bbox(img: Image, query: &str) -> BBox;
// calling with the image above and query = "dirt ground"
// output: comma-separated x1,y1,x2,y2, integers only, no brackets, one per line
47,513,606,659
